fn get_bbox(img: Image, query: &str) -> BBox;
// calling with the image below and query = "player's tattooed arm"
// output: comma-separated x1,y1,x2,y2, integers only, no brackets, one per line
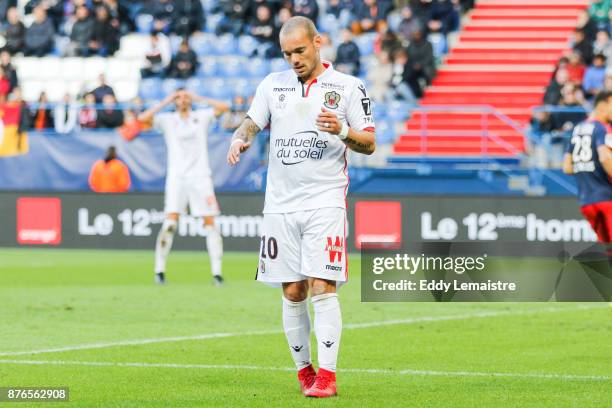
227,117,261,165
343,130,376,155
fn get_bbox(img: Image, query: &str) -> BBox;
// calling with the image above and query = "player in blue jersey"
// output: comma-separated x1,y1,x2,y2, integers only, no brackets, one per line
563,91,612,255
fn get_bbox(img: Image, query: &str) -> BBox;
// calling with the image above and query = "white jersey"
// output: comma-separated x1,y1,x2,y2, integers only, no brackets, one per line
154,108,216,181
247,61,375,213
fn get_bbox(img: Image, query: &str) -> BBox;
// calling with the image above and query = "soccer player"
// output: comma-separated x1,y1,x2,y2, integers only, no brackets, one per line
227,16,376,397
138,89,230,285
563,90,612,254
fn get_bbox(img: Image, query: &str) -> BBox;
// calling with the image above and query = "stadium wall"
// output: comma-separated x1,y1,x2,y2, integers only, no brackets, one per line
0,192,597,252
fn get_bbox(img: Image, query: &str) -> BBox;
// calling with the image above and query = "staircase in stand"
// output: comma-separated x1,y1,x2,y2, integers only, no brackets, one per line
393,0,589,159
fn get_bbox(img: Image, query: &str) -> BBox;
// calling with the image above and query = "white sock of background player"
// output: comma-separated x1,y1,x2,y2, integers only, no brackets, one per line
205,224,223,277
154,218,177,273
311,293,342,372
282,296,312,370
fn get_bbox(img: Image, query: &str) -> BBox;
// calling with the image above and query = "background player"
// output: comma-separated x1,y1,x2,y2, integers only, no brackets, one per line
138,90,230,285
227,16,375,398
563,90,612,261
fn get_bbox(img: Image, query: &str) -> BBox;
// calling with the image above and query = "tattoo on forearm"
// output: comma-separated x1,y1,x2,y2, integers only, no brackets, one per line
344,136,373,154
232,118,261,143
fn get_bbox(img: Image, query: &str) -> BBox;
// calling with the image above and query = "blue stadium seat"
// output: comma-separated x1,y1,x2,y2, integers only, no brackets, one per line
387,100,413,122
206,13,223,34
208,78,232,99
197,58,218,77
237,35,259,57
269,58,288,73
373,102,387,120
190,35,214,56
136,14,153,33
230,78,250,98
139,78,163,100
376,120,396,144
219,57,244,77
162,78,186,95
170,35,183,53
213,35,237,56
245,58,270,78
186,78,207,95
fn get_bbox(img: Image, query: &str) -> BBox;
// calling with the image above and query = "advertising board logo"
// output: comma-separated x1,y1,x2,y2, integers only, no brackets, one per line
16,197,62,245
355,201,402,249
325,236,344,263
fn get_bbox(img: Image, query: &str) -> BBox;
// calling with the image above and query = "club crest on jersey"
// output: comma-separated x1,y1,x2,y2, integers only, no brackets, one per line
325,236,344,263
324,91,340,109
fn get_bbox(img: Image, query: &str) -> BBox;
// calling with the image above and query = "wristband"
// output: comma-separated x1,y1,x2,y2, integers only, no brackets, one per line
338,123,349,140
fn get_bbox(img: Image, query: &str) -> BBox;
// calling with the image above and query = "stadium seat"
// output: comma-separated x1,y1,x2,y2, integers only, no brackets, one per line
245,58,269,78
38,57,62,81
106,58,139,81
136,14,153,33
198,58,219,77
376,120,396,144
213,34,237,56
206,13,223,34
162,78,186,95
237,35,259,57
219,56,245,77
169,35,183,53
139,78,163,100
112,80,139,102
118,34,149,59
21,80,45,102
387,100,414,122
61,58,85,81
53,36,70,56
230,78,250,98
83,57,108,80
13,57,40,80
207,78,231,99
44,81,67,102
186,77,207,95
65,80,84,98
190,33,215,56
269,58,288,73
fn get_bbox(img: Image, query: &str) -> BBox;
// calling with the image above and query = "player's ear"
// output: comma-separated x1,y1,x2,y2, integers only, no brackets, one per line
313,34,321,51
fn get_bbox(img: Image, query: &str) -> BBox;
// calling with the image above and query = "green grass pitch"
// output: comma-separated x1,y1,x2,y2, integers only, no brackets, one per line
0,248,610,407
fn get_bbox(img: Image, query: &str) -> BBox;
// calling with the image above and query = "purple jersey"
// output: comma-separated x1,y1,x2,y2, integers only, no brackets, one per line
566,119,612,205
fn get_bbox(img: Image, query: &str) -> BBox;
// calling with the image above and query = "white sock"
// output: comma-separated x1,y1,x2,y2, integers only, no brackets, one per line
154,219,177,273
282,297,312,370
205,225,223,277
311,293,342,372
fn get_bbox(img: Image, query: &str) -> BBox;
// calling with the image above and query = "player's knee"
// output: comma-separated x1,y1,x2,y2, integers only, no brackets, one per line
309,278,336,297
282,281,308,302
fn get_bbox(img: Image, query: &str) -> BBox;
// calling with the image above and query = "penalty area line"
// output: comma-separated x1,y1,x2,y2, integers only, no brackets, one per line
0,359,609,382
0,304,605,357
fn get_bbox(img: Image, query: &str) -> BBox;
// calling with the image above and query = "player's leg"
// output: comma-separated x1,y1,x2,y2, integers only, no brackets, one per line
189,181,223,284
154,180,186,284
256,212,314,393
300,207,347,398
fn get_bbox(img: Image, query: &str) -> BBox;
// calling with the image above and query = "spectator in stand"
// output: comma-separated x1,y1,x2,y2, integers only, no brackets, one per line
89,145,131,193
567,51,587,85
293,0,318,22
25,0,64,29
166,40,198,78
30,91,53,130
326,0,354,29
67,5,94,56
375,20,402,56
388,48,416,103
398,6,423,43
24,6,55,56
0,0,16,21
90,5,120,56
367,50,392,102
426,0,459,35
215,0,249,36
1,7,25,55
140,31,171,78
319,32,336,63
96,93,124,128
352,0,387,34
577,8,598,42
249,4,278,58
0,66,10,101
276,6,293,30
103,0,134,35
171,0,205,36
589,0,611,30
406,28,436,96
543,66,569,105
54,93,78,134
593,30,612,63
549,83,588,134
221,95,247,131
583,54,607,99
573,28,594,65
147,0,174,33
92,74,115,103
79,92,98,128
0,51,18,92
335,29,361,76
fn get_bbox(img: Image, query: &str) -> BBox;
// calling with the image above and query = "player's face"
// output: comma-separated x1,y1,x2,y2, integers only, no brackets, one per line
280,29,321,81
175,91,191,112
606,97,612,122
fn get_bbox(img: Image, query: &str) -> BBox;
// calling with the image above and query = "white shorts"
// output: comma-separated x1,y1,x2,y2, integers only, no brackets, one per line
164,177,220,217
256,207,348,287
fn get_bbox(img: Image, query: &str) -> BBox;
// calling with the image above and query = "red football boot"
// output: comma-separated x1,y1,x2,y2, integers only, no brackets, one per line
304,368,337,398
297,364,317,394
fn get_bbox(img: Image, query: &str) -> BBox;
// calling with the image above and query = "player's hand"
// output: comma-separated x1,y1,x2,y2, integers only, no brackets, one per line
162,92,178,105
227,139,251,166
316,108,341,135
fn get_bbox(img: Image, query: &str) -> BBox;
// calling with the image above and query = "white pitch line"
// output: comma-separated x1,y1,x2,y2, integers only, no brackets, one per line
0,304,606,357
0,359,609,382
